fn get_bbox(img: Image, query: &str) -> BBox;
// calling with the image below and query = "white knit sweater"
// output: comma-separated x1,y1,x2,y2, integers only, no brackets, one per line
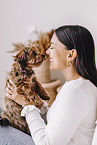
21,78,97,145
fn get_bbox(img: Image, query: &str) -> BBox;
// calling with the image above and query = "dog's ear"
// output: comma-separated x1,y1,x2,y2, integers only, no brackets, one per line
15,49,29,68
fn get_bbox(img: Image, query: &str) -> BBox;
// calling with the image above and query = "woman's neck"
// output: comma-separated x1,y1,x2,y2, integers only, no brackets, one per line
62,65,83,82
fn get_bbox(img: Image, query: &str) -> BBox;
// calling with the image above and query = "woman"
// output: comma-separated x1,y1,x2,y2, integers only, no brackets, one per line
6,25,97,145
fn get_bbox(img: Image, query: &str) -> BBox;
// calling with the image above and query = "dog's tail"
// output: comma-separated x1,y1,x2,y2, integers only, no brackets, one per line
0,116,9,126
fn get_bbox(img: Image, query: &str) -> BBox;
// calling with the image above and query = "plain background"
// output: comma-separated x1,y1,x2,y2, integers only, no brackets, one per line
0,0,97,107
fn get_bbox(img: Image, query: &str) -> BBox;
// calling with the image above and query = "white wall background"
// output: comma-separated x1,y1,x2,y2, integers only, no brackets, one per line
0,0,97,107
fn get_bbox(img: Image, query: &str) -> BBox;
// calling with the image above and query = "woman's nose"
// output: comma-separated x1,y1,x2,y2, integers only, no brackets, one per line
46,48,50,55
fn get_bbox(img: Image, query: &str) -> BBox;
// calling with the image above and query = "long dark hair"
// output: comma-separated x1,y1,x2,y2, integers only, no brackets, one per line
55,25,97,87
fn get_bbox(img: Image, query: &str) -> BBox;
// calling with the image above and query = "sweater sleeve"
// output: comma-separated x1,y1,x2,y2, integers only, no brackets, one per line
22,86,88,145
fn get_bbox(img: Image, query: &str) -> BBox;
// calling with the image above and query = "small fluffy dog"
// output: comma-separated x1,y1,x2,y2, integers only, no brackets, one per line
1,30,54,135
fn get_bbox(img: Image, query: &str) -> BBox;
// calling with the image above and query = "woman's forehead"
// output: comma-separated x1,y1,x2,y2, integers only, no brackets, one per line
51,33,67,49
51,33,58,44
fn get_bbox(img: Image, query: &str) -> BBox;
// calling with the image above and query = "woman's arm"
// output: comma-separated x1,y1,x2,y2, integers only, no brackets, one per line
21,86,88,145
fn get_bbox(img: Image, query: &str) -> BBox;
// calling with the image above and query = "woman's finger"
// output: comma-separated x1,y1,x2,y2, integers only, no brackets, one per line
6,79,15,89
9,79,16,88
6,87,13,95
7,83,14,91
6,92,12,99
15,95,30,106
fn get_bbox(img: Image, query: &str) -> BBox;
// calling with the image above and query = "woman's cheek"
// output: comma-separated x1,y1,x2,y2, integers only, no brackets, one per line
50,60,60,70
50,61,56,70
50,51,61,70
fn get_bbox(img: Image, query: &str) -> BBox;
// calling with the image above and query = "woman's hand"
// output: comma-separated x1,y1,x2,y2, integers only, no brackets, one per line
6,79,44,108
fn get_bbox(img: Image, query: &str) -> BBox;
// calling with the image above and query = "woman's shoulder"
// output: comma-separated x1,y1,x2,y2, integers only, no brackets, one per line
58,77,97,102
57,78,86,101
64,78,96,91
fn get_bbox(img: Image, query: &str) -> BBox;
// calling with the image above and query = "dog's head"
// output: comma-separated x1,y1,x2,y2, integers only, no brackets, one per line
11,29,54,70
10,45,49,87
15,46,49,69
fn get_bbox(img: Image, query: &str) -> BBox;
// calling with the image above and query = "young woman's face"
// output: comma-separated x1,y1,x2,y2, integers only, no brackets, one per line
47,33,69,70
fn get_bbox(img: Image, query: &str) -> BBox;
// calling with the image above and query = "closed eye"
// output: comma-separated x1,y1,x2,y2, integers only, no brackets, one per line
50,47,54,49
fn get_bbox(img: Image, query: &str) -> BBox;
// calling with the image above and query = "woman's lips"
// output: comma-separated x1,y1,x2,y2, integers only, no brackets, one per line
50,58,53,62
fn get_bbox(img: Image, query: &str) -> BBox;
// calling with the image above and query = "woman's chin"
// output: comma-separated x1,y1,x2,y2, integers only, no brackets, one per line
50,66,54,70
50,65,56,70
50,65,58,70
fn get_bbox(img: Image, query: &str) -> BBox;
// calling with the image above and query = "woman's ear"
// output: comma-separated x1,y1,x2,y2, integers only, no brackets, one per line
67,49,77,61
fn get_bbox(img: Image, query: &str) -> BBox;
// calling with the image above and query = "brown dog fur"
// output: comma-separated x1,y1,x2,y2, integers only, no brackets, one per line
1,30,54,135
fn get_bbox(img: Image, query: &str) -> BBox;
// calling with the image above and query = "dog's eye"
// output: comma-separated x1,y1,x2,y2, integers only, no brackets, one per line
42,54,45,57
16,72,19,76
32,51,37,55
